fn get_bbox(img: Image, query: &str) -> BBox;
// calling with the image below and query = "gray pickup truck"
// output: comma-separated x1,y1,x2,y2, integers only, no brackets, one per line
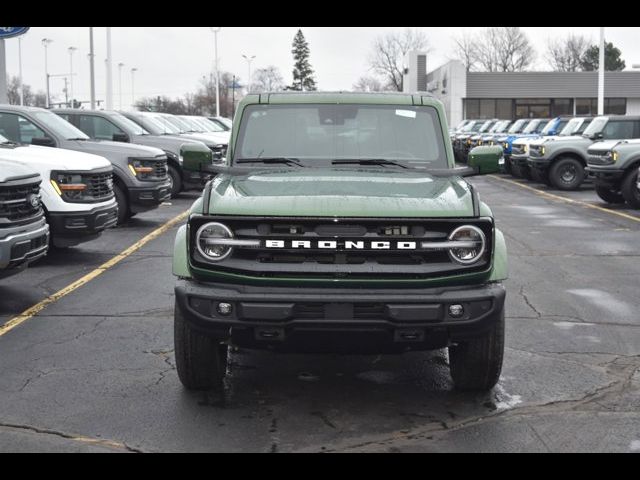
54,109,213,198
0,160,49,279
586,139,640,207
0,106,172,224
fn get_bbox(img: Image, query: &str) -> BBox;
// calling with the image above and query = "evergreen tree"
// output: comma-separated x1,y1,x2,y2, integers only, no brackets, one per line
288,29,317,91
580,42,626,71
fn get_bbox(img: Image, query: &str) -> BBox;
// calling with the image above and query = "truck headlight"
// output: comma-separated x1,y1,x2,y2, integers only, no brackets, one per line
196,222,234,261
50,172,87,201
448,225,486,265
540,146,545,156
612,150,619,162
128,159,154,179
503,142,509,150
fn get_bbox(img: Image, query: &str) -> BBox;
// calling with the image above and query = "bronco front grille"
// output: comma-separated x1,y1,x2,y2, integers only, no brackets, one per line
587,151,614,166
189,216,494,281
0,180,43,228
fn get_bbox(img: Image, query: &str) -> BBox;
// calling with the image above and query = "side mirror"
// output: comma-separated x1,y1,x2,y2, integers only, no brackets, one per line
31,137,56,147
468,145,503,175
181,143,216,173
590,132,604,140
112,132,130,143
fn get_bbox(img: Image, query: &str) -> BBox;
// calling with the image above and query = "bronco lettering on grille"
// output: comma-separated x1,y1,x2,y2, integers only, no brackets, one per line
265,240,418,250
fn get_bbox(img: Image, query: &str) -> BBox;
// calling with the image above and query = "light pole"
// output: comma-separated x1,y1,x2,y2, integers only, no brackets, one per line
210,27,221,117
18,36,24,105
598,27,605,116
42,38,53,108
242,54,256,94
131,68,138,110
68,46,77,108
118,62,124,110
89,28,96,109
106,27,113,110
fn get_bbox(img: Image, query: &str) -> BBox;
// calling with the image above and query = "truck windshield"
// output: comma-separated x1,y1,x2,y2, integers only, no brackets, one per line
478,121,495,133
523,119,544,134
193,117,225,132
559,118,583,136
234,104,448,169
33,111,90,140
541,119,568,135
507,119,527,134
493,121,511,134
148,115,182,134
111,113,149,135
582,118,607,137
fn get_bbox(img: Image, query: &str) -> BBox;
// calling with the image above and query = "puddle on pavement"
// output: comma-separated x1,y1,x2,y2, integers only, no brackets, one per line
567,289,634,318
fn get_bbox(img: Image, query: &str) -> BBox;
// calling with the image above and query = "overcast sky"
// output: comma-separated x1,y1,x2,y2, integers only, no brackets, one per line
3,27,640,109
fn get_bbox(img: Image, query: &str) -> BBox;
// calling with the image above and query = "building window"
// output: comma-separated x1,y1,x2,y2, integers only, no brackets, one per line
576,98,626,116
551,99,573,116
480,99,496,118
496,99,513,119
465,99,480,119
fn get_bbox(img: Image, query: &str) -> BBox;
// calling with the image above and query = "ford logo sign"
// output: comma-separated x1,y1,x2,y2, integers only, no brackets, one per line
27,194,40,209
0,27,30,39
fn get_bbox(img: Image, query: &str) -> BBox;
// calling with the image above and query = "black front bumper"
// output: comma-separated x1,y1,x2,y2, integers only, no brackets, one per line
128,180,172,213
175,280,506,353
48,203,118,247
585,165,625,187
528,157,551,170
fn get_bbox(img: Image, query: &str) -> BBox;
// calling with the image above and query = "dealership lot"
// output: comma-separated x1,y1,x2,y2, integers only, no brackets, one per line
0,176,638,452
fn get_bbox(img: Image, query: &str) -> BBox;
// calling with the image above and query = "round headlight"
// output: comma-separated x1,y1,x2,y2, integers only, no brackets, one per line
196,222,233,261
448,225,486,265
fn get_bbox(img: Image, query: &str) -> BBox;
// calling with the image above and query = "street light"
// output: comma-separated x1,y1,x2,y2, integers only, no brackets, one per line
210,27,221,117
42,38,53,108
131,67,138,110
242,54,256,94
118,62,125,110
68,47,77,108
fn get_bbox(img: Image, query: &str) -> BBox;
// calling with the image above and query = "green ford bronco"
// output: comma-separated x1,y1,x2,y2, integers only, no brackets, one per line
172,92,508,391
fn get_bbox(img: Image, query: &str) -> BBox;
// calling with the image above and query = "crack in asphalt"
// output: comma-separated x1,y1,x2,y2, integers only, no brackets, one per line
518,285,542,318
305,355,640,452
0,422,145,453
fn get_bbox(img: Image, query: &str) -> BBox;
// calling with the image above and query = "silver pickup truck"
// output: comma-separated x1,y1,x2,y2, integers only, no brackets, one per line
0,159,49,279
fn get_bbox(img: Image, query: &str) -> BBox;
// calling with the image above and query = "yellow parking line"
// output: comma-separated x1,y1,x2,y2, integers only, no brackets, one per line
0,210,189,338
488,175,640,223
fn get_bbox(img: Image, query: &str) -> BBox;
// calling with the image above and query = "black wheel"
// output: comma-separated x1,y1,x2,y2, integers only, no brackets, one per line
174,302,228,391
449,307,505,391
113,184,130,225
621,169,640,208
549,157,585,191
511,162,522,178
595,185,625,204
520,165,533,180
530,167,545,183
503,157,512,174
168,165,182,198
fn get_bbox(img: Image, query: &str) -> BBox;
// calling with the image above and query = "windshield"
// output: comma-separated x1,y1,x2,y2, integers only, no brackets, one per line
523,119,543,134
194,117,225,132
216,117,233,129
178,116,205,132
149,115,183,134
163,115,192,133
541,119,568,135
112,112,149,135
33,111,89,140
0,133,9,143
507,119,527,134
461,121,477,132
478,120,495,133
492,120,511,134
582,117,607,137
234,104,448,169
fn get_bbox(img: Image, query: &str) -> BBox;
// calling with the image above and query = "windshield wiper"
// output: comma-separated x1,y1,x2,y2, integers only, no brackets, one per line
236,157,305,167
331,159,409,169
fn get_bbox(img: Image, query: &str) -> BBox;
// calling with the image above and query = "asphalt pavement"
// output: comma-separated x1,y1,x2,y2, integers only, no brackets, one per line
0,177,639,453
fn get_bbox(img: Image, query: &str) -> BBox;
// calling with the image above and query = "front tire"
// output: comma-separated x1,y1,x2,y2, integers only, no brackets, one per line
113,184,130,225
621,169,640,208
595,185,625,204
174,302,228,391
168,165,182,198
549,157,585,191
531,167,546,183
449,307,505,391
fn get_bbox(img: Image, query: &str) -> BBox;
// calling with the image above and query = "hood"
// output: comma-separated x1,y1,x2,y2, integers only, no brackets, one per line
131,134,206,155
0,144,111,171
68,140,165,158
587,139,623,152
513,136,539,146
545,135,585,144
206,168,476,218
181,132,229,146
0,159,40,182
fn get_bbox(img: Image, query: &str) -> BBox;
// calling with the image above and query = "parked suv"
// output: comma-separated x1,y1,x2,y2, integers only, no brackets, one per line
498,118,549,174
0,106,171,224
54,109,212,198
0,159,49,278
586,139,640,207
0,133,117,248
172,92,508,392
528,116,640,190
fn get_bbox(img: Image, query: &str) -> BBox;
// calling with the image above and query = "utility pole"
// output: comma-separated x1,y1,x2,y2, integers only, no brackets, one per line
232,75,237,118
68,46,77,108
89,28,96,109
18,37,24,105
106,27,113,110
118,62,124,110
242,54,256,94
209,27,221,117
42,38,53,108
63,77,69,105
131,67,138,109
0,39,6,104
598,26,605,116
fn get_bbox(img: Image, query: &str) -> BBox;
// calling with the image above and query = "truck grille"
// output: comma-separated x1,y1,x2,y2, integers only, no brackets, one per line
529,145,544,157
587,151,614,166
189,216,494,281
133,157,169,181
0,180,43,228
85,171,114,200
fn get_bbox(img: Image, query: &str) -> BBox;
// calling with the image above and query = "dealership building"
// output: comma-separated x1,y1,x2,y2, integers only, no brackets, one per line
404,57,640,127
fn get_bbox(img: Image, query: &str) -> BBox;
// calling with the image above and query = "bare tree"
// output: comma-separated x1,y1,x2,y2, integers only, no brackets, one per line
453,33,479,71
252,66,285,93
6,76,46,107
352,76,386,92
368,28,430,91
476,27,535,72
546,34,590,71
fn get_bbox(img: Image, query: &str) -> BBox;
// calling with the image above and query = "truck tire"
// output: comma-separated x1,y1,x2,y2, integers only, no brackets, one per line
530,167,545,183
621,169,640,208
595,185,625,204
448,307,504,391
549,157,585,191
168,165,182,198
510,162,522,178
520,165,533,181
113,184,130,225
174,302,228,391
